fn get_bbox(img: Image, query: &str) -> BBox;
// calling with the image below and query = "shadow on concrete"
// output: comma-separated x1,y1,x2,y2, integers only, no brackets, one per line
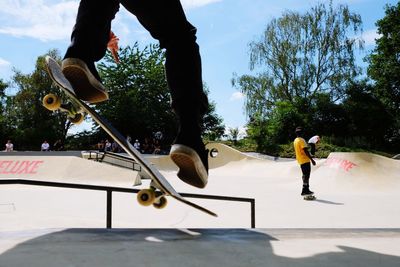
0,229,399,267
314,199,344,205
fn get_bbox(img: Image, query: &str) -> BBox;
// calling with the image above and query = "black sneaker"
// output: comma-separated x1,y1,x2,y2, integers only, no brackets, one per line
170,142,209,189
61,58,108,103
301,187,314,196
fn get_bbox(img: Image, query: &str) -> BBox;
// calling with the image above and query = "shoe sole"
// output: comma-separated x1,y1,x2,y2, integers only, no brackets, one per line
170,144,208,188
62,58,108,103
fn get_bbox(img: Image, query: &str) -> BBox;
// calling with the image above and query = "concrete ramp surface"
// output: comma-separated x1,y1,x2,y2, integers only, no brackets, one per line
312,152,400,192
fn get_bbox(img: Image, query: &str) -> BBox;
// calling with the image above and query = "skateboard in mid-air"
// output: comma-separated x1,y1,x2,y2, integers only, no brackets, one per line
303,193,316,201
43,56,217,217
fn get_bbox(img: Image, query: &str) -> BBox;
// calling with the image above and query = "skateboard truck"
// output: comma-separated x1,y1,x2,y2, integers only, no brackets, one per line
43,93,85,124
137,180,168,209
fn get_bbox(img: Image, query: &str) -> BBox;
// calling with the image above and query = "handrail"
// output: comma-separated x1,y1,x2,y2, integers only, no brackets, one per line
86,151,142,172
86,150,105,162
0,179,256,228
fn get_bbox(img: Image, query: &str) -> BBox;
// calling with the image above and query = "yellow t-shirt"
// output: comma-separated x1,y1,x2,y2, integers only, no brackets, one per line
294,137,310,165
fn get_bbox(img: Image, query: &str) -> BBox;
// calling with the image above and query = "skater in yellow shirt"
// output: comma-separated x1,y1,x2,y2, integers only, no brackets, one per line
293,127,316,196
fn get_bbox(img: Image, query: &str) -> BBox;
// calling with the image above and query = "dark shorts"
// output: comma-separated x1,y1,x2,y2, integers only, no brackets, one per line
300,162,311,179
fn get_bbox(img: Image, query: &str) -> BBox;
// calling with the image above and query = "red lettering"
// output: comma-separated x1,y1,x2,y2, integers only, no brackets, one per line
325,157,357,172
8,161,21,174
29,161,44,174
0,160,45,175
0,161,13,173
17,161,37,174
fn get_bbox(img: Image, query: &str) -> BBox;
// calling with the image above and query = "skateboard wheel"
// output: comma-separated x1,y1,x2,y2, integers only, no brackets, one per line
210,148,219,158
69,113,84,124
137,189,156,206
153,196,168,209
43,93,61,111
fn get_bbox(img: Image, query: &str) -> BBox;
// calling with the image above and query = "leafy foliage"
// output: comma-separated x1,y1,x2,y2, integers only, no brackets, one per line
367,2,400,147
5,50,70,150
96,43,175,144
233,0,363,120
96,43,225,146
231,1,384,154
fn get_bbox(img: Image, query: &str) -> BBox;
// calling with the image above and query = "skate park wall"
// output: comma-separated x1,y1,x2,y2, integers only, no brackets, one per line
0,154,139,188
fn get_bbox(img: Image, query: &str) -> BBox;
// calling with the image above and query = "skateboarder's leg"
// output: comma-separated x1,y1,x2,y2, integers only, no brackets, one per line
309,143,316,156
300,162,313,195
120,0,209,188
63,0,120,103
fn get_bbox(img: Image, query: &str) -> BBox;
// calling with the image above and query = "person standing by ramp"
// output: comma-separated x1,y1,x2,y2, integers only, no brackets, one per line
293,127,316,198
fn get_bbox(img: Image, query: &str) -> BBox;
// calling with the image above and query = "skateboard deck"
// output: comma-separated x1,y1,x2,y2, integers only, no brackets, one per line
44,56,217,217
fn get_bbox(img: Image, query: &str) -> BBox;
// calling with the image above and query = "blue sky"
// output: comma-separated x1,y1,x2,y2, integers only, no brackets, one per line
0,0,398,135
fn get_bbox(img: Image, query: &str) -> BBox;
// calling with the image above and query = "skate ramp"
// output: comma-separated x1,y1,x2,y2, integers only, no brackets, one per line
206,142,263,168
0,155,139,188
145,143,264,170
145,155,178,171
312,152,400,192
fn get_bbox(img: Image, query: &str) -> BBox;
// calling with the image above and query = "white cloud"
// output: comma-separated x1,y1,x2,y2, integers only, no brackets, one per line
0,0,222,42
0,58,11,68
0,58,12,83
181,0,222,9
0,58,11,78
362,29,381,46
230,91,244,101
0,0,78,41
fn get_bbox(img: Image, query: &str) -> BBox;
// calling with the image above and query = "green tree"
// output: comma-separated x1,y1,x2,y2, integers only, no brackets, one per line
0,79,10,143
201,86,225,141
232,0,363,152
310,92,348,138
228,127,240,145
202,100,225,141
97,43,174,144
0,79,6,99
97,43,224,145
367,2,400,147
235,0,363,115
342,81,393,149
8,49,69,150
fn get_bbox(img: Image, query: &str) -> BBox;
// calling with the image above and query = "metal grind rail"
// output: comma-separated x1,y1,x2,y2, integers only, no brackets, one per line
0,179,256,228
86,151,142,172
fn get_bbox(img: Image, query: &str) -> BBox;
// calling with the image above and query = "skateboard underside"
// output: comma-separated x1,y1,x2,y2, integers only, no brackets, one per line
44,56,217,217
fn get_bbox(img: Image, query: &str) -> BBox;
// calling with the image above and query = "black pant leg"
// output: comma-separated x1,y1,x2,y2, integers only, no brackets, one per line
119,0,208,122
309,143,316,155
65,0,120,62
300,162,311,186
